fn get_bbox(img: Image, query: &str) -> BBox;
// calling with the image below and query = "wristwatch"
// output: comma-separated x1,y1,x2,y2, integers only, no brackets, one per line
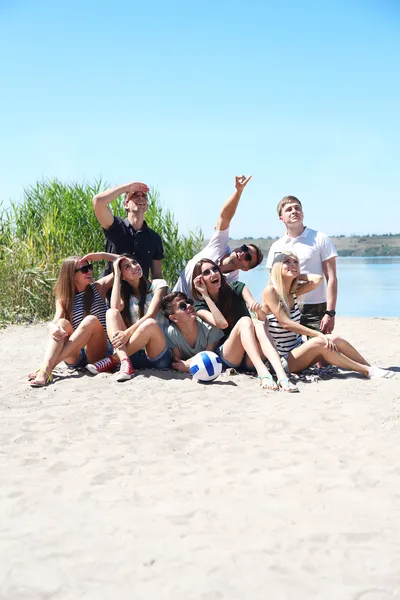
324,310,336,317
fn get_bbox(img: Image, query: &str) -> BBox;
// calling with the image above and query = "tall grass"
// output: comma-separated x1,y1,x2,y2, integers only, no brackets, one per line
0,179,202,325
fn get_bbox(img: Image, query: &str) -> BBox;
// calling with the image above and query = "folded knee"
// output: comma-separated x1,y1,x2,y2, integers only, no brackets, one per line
138,318,158,331
238,316,253,330
106,308,120,321
81,315,100,328
57,318,72,332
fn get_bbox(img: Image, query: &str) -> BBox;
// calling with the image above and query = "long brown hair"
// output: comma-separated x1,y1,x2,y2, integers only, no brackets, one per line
118,254,150,327
270,252,300,315
191,258,236,328
53,256,93,322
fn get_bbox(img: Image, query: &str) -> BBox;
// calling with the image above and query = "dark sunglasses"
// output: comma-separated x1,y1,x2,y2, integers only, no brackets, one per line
201,265,220,277
177,299,194,311
240,244,252,262
75,264,94,274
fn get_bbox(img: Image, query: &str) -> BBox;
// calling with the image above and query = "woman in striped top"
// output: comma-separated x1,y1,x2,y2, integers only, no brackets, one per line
28,253,115,387
262,252,394,379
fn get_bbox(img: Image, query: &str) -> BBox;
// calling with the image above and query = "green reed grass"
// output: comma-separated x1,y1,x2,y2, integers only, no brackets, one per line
0,179,202,325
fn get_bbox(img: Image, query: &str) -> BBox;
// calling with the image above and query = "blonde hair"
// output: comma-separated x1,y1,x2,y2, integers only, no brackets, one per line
270,252,300,316
53,256,92,322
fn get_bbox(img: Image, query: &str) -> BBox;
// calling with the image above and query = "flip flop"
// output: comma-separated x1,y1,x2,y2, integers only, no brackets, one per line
277,377,299,393
258,374,279,391
30,368,53,388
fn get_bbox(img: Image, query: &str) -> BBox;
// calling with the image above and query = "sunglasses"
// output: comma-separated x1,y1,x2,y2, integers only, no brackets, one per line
201,266,220,277
177,299,194,311
239,244,252,262
75,264,94,274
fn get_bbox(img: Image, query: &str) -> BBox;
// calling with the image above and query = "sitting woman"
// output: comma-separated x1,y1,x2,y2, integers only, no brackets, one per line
87,254,172,382
28,254,115,387
191,258,298,392
262,252,394,379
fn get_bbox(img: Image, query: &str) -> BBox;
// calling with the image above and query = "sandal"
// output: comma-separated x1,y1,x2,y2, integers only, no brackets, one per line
258,374,279,391
30,368,53,388
277,377,299,393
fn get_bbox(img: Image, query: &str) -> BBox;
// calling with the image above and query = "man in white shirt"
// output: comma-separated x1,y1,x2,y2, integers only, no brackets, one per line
266,196,338,334
173,175,263,298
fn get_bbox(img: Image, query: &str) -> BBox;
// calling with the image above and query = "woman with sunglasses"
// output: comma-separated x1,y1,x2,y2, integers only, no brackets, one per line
262,252,395,379
191,259,298,392
28,253,117,387
160,291,224,371
86,253,171,381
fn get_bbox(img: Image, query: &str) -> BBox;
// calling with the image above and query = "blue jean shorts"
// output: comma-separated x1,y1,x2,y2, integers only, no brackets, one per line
65,340,114,370
129,345,172,370
215,344,256,372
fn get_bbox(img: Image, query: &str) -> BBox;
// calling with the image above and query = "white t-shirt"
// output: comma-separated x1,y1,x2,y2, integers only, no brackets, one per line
172,228,238,298
266,228,337,304
128,278,169,327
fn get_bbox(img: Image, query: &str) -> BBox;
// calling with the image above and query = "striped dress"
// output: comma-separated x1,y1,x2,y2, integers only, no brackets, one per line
71,283,109,339
267,294,303,356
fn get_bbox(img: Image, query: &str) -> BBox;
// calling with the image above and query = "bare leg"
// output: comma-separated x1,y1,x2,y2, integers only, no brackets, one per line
288,337,370,376
106,309,166,363
126,319,166,358
222,317,276,388
256,320,289,381
58,316,108,365
29,318,73,385
331,335,370,366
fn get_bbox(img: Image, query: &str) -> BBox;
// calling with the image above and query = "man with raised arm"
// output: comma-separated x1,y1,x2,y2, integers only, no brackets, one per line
92,182,163,279
173,175,264,298
266,196,338,334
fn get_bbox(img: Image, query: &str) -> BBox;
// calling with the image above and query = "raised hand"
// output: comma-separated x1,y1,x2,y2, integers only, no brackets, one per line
126,182,150,196
235,175,252,192
193,275,208,298
113,256,125,276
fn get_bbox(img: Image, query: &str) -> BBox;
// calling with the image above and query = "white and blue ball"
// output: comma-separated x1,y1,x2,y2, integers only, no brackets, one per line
189,351,222,382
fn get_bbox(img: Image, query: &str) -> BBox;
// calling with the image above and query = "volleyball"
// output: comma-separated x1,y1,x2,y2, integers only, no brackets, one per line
189,351,223,382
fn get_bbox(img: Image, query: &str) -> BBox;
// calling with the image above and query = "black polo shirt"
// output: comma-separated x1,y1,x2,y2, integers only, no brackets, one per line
103,216,164,278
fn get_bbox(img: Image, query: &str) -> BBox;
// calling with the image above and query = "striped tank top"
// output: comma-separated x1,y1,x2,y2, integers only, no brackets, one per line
71,283,108,338
267,294,303,356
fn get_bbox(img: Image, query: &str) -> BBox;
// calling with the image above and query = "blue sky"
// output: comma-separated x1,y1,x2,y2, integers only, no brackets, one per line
1,0,399,238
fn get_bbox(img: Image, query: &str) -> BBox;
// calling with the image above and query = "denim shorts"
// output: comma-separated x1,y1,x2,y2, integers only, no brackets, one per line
65,340,114,370
129,346,172,370
215,344,256,372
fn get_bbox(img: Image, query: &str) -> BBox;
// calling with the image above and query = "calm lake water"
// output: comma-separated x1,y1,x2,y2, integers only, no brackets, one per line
240,257,400,318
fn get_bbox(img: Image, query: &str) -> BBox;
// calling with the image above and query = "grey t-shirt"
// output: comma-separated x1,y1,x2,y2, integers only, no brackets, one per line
165,317,224,360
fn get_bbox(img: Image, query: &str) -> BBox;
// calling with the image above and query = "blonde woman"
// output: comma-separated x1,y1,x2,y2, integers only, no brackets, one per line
262,252,394,379
28,254,115,387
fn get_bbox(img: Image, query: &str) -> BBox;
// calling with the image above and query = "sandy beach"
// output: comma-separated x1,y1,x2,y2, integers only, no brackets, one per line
1,317,399,600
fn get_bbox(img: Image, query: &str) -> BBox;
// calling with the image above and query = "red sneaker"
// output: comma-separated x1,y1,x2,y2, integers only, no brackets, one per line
86,356,117,375
116,358,135,382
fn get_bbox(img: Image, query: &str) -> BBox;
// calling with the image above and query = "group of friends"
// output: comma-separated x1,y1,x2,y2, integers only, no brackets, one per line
28,176,395,390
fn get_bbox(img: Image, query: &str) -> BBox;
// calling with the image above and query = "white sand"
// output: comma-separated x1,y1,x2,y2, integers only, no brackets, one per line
1,318,399,600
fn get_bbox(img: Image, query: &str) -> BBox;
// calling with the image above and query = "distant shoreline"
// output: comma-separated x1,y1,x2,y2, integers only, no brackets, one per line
225,234,400,258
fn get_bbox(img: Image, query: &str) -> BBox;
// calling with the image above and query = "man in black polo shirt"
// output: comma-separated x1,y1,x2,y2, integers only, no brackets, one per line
92,181,164,278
